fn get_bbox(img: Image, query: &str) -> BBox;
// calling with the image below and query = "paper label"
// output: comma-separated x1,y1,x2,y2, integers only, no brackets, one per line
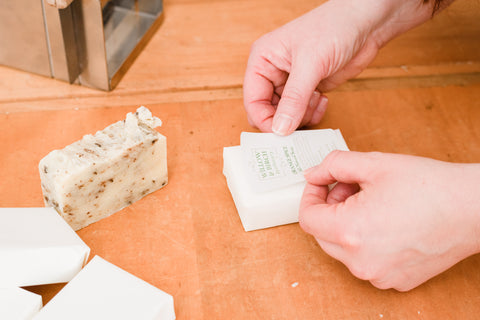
241,129,348,192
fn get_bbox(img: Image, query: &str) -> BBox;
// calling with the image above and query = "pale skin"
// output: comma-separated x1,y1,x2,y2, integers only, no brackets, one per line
243,0,480,291
302,151,480,291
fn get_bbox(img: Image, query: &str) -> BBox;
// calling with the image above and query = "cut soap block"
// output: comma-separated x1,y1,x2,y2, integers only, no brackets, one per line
34,256,175,320
39,106,168,230
223,146,306,231
0,287,42,320
0,208,90,288
223,129,349,231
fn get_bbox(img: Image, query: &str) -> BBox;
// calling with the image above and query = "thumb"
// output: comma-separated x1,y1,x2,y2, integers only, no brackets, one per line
272,56,322,136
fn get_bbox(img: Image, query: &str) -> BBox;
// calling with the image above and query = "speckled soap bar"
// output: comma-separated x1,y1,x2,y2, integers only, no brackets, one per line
39,107,168,231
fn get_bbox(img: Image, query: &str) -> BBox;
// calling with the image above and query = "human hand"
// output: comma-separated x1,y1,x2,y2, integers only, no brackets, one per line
299,150,480,291
243,0,442,135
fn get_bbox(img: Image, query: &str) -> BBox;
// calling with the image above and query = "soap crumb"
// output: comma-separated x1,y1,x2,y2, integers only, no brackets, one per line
291,282,299,288
418,311,421,315
379,314,383,318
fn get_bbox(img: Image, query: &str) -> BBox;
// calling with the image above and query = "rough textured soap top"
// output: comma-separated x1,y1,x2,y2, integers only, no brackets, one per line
39,106,162,184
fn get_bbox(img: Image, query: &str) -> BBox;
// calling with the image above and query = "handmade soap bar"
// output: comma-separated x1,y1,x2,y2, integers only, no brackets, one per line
34,256,175,320
39,106,168,230
223,129,349,231
0,208,90,288
223,146,306,231
0,288,42,320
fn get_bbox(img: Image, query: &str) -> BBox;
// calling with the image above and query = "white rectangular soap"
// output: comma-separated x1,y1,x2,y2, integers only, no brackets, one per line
39,106,168,230
0,287,42,320
34,256,175,320
0,207,90,288
223,146,306,231
223,129,349,231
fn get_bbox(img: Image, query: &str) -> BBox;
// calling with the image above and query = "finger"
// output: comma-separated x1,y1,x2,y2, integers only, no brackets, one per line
369,270,410,291
300,181,328,209
315,238,349,264
271,93,280,107
274,84,285,98
304,150,380,186
243,76,275,132
326,182,360,204
300,90,321,128
272,54,323,136
307,94,328,126
370,277,396,291
243,54,288,132
317,76,344,94
299,183,345,243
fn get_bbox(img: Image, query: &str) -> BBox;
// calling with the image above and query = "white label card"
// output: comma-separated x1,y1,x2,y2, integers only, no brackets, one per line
240,129,349,193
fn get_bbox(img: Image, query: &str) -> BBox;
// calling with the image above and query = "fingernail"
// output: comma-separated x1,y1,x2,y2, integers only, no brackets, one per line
318,95,328,109
310,95,328,124
309,91,321,109
272,114,293,136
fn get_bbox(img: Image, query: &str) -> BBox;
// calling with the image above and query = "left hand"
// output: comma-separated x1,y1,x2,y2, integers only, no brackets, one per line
243,0,441,136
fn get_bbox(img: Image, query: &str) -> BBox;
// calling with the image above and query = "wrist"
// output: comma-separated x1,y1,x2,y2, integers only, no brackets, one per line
344,0,441,48
456,163,480,255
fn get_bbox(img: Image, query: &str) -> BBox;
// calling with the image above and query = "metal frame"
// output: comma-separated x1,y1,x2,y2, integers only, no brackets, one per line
0,0,163,91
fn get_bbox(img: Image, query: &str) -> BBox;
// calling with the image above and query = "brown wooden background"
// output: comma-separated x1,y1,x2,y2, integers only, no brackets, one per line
1,0,479,318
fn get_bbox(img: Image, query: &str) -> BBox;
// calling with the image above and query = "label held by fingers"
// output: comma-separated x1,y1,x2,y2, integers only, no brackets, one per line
240,129,348,193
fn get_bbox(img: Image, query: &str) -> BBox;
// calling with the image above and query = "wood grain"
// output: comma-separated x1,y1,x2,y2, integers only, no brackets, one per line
2,84,480,318
0,0,479,318
0,0,478,111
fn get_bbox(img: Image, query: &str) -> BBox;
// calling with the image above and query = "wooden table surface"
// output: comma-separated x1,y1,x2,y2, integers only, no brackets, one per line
1,0,480,319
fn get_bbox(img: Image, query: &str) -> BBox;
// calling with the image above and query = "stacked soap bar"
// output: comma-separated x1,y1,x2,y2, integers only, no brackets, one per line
0,288,42,320
34,256,175,320
223,129,349,231
0,208,175,319
39,106,168,231
223,146,306,231
0,207,90,287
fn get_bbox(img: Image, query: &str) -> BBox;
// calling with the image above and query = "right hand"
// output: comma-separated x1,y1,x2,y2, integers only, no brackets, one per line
243,0,439,135
299,150,480,291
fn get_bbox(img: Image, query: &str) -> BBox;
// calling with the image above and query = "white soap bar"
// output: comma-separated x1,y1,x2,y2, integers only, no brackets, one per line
224,129,349,231
0,208,90,287
34,256,175,320
0,287,42,320
39,106,168,230
223,146,306,231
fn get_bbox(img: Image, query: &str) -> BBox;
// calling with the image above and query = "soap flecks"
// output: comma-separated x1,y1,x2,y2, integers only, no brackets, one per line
39,107,168,231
